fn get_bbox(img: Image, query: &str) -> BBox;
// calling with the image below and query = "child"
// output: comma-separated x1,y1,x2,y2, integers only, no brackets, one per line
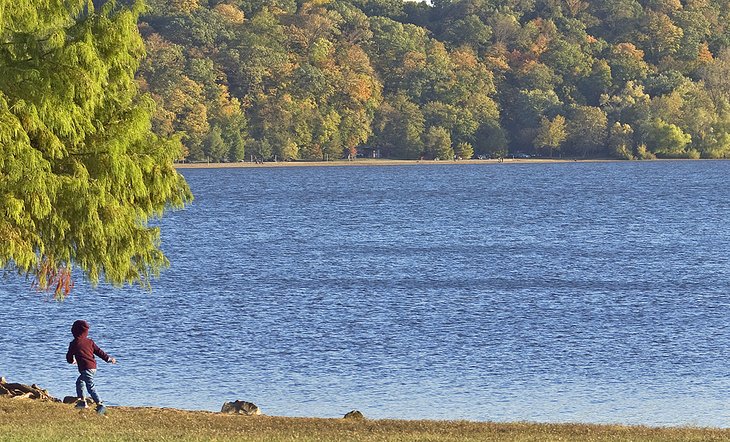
66,320,116,414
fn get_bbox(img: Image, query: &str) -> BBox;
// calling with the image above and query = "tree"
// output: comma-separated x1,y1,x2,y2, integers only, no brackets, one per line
534,115,567,157
608,42,651,83
203,125,227,162
455,141,475,159
640,12,684,61
0,0,192,298
424,126,454,160
566,106,608,157
373,94,425,159
645,119,693,157
608,122,635,159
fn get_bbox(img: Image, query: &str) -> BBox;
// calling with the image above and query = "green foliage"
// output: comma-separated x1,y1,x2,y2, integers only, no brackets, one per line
455,141,474,159
645,119,693,157
373,94,425,159
636,143,657,160
534,115,567,157
566,106,608,157
0,0,192,298
608,122,635,160
423,126,453,160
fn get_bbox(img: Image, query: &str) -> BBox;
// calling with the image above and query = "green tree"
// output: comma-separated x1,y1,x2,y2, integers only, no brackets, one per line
534,115,567,157
373,94,425,159
566,106,608,157
455,141,475,159
203,125,227,162
608,42,651,83
608,122,635,159
424,126,454,160
0,0,191,298
645,119,693,157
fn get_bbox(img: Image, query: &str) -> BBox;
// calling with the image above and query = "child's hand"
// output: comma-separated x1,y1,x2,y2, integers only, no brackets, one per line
110,357,117,364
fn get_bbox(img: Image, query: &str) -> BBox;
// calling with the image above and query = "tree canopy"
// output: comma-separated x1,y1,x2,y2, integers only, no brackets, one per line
136,0,730,161
0,0,192,298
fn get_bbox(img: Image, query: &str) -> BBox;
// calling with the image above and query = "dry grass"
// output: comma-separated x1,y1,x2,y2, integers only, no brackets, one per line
0,398,727,442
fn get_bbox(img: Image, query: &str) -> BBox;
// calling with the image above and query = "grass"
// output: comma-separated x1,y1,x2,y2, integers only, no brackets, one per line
1,398,728,442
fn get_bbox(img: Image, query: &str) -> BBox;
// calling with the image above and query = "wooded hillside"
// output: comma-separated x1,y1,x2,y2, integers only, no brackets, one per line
138,0,730,161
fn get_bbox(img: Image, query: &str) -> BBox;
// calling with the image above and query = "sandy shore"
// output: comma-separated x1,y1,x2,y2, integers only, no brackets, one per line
173,158,621,169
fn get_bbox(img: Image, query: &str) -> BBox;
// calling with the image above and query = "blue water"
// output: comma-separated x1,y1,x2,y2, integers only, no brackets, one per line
2,161,729,427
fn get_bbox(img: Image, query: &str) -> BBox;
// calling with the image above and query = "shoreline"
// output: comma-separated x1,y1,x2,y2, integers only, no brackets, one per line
173,157,726,169
173,157,620,169
2,398,728,442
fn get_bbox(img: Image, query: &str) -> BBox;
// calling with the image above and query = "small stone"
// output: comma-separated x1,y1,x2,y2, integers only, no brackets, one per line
344,410,364,420
220,400,261,416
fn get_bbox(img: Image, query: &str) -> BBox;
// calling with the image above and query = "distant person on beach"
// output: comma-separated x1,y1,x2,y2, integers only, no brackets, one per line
66,320,116,414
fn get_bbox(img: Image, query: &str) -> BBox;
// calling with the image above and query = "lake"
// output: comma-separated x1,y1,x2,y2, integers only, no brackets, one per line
2,160,729,427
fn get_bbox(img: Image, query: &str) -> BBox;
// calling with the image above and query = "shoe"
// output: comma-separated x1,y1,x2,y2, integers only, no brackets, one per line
96,404,107,415
75,400,88,409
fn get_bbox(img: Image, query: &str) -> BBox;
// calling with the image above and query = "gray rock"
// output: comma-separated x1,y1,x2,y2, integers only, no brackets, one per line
221,400,261,416
344,410,365,420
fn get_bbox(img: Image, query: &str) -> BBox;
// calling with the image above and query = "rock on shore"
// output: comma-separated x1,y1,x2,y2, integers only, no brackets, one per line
221,400,261,415
344,410,365,420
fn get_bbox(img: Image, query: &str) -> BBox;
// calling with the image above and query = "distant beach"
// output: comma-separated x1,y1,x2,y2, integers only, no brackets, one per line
173,158,621,169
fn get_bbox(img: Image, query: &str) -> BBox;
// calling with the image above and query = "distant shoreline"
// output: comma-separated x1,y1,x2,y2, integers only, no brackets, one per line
173,157,625,169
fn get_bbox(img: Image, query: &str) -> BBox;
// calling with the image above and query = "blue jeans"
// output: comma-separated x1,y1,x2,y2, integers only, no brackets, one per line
76,369,101,404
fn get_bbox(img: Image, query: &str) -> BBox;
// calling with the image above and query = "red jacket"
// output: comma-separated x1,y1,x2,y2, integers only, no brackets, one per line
66,320,111,372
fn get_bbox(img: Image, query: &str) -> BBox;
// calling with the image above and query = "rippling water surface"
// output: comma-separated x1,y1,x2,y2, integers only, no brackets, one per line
2,161,730,426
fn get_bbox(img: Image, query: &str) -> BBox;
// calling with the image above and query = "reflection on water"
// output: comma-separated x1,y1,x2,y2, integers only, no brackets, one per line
2,161,730,427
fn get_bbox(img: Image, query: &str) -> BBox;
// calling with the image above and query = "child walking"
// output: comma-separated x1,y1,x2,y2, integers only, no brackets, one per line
66,320,116,414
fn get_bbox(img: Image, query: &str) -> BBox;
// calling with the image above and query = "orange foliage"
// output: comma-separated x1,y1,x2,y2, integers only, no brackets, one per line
403,51,426,72
346,75,374,103
614,42,646,60
698,42,714,63
32,259,74,300
531,34,550,57
450,48,478,69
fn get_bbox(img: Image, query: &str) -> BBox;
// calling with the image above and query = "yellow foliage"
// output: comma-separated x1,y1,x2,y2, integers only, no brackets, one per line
213,4,245,24
171,0,200,14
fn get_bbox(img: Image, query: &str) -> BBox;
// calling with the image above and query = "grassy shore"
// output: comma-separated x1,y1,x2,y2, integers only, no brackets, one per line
1,398,727,442
173,157,611,169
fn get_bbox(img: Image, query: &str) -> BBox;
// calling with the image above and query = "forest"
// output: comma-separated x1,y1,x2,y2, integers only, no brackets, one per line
138,0,730,161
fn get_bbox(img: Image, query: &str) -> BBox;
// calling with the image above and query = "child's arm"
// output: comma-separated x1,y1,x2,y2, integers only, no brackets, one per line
92,342,116,364
66,343,75,365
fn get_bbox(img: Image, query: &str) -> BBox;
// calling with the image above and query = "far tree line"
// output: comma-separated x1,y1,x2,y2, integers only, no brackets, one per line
138,0,730,162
